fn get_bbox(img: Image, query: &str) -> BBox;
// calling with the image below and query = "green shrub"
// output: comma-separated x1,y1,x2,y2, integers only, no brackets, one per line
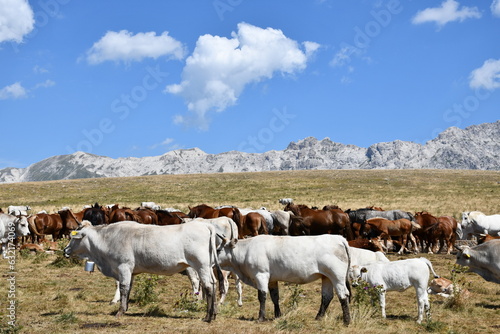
132,274,160,306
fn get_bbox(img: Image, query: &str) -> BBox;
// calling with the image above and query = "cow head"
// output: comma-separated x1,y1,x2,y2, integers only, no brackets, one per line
15,216,30,237
348,265,368,287
63,220,92,258
455,245,472,267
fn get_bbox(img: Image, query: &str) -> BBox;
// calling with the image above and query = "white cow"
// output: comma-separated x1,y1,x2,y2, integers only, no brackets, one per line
64,220,222,322
455,239,500,284
349,257,439,323
0,213,30,258
269,210,293,235
182,217,243,306
7,205,31,216
461,211,500,238
349,247,390,266
217,234,351,325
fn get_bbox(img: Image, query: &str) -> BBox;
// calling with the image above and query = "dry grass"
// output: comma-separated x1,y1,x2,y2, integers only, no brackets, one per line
0,169,499,333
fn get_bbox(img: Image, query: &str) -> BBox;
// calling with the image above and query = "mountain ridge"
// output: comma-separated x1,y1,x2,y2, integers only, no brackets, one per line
1,121,498,183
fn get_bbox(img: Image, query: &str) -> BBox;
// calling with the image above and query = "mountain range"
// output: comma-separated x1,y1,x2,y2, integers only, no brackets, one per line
1,121,499,183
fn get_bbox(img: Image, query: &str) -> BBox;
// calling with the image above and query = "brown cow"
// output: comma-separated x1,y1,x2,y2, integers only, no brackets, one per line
364,218,419,254
426,216,457,254
188,204,241,226
28,212,64,242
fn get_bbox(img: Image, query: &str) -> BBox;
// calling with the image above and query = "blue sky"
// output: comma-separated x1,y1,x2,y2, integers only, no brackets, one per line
1,0,500,169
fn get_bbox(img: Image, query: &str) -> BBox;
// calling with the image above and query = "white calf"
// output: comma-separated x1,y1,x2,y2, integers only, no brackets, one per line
350,257,439,323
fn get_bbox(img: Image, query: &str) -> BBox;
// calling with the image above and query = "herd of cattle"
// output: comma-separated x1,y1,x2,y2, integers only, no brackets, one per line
1,201,500,324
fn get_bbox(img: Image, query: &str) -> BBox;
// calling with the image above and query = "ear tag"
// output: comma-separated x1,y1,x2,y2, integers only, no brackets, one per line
465,253,471,259
71,231,78,236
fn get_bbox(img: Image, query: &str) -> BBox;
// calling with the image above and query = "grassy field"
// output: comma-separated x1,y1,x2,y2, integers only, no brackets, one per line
0,169,499,334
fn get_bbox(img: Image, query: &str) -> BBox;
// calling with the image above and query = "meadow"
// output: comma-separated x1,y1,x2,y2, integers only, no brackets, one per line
0,169,499,333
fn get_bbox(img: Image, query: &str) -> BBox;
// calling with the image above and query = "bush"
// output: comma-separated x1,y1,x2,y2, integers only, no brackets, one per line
132,274,160,306
173,289,203,312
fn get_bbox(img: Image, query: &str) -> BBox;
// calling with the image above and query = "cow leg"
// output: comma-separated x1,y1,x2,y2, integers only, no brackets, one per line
198,269,217,323
218,270,230,305
257,289,267,321
116,271,133,317
235,275,243,306
110,280,120,304
329,275,351,326
316,277,333,319
185,267,203,300
269,282,281,318
379,291,387,318
416,287,430,324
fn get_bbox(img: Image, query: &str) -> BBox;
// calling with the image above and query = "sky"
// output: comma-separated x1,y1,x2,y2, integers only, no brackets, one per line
1,0,500,169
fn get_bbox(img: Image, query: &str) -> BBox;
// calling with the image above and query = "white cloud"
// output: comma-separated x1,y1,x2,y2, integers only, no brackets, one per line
166,22,318,130
492,0,500,17
469,58,500,90
0,82,28,100
33,79,55,89
412,0,481,28
0,0,34,43
85,30,186,65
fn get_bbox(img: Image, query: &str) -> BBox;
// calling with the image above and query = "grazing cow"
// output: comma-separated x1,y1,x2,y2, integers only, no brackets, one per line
364,218,419,254
64,220,223,322
0,213,30,258
427,277,470,299
348,238,385,253
461,211,500,238
349,257,439,323
28,212,63,242
7,205,31,216
455,239,500,284
217,234,351,325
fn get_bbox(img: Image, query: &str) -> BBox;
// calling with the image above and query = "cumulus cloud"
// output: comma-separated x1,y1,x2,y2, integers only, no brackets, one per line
0,82,28,100
469,59,500,90
0,0,34,43
166,22,318,130
33,79,55,89
492,0,500,17
85,30,186,65
412,0,481,28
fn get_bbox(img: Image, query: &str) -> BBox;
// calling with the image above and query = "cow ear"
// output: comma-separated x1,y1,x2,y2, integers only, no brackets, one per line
361,267,368,273
70,230,84,239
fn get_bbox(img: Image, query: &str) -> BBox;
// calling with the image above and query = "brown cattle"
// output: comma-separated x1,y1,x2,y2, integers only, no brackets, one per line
364,218,419,254
428,277,470,299
188,204,241,226
28,213,64,242
20,243,44,252
58,209,84,237
348,238,385,253
426,216,457,254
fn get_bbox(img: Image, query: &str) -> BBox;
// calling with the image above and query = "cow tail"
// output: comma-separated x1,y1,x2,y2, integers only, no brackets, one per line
209,225,225,296
420,257,439,278
343,239,352,302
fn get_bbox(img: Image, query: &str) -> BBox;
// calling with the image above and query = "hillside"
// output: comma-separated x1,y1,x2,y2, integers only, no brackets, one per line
1,121,499,183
